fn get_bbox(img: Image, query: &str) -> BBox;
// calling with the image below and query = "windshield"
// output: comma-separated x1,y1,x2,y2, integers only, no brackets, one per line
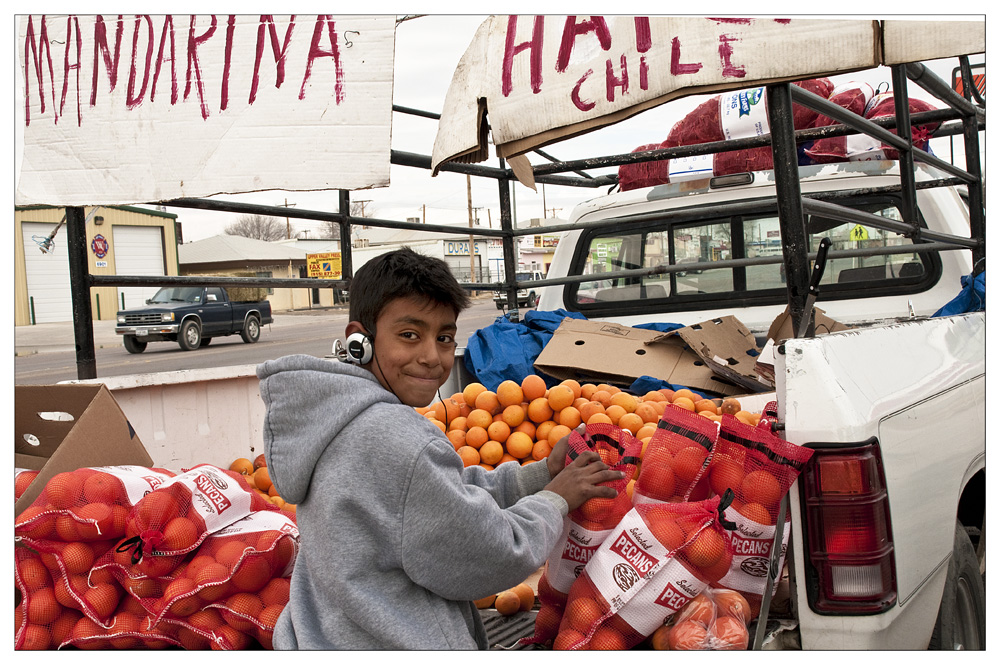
516,272,535,281
148,287,204,303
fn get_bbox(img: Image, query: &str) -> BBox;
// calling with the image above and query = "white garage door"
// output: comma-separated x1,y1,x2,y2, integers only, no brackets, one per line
21,221,73,323
113,225,166,311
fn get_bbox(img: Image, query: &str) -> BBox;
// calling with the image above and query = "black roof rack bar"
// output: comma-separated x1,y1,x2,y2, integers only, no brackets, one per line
801,198,978,249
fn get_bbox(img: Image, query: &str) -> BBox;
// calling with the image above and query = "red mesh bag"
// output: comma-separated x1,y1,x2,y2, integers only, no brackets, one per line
14,466,176,544
15,468,39,501
59,612,183,650
706,405,813,618
519,423,641,647
97,507,298,629
162,605,265,650
551,496,737,650
864,93,940,159
633,404,719,505
15,544,69,650
805,81,877,163
115,464,275,566
617,142,672,191
650,586,751,650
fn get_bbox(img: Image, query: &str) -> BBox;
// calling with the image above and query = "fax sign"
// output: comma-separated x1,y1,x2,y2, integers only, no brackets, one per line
91,234,109,259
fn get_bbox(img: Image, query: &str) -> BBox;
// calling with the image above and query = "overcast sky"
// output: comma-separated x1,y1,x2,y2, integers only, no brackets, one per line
12,13,987,243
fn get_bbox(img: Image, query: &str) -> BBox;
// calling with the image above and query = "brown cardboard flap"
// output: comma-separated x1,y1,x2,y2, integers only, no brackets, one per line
14,384,152,517
766,305,850,344
655,316,772,393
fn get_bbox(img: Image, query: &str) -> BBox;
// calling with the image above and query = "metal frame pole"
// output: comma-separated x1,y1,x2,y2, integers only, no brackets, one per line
65,206,97,379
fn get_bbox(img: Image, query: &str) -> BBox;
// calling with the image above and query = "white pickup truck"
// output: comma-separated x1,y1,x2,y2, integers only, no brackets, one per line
534,100,985,651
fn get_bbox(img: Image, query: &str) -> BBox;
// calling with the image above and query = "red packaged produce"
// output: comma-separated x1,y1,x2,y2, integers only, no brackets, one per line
617,142,671,191
15,468,39,501
633,404,719,505
651,587,751,650
707,408,813,617
551,495,737,650
864,92,940,159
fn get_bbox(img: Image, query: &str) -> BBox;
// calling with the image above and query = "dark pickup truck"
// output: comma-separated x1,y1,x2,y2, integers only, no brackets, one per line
115,286,273,353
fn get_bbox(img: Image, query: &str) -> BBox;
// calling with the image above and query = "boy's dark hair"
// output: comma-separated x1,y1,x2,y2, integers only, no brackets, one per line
349,246,472,333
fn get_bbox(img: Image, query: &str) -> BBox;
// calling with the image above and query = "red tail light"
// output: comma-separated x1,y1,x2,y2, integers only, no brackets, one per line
800,439,897,613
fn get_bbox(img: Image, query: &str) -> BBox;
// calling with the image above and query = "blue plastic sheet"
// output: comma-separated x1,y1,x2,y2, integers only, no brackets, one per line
463,309,686,391
932,271,985,317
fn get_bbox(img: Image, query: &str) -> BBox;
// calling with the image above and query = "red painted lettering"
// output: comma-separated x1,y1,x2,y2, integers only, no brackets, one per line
301,15,343,103
605,54,628,102
571,69,595,111
22,16,57,126
221,15,236,110
634,17,651,53
61,16,84,127
184,14,218,119
126,15,154,109
502,15,544,97
91,15,124,106
251,14,296,104
556,16,611,73
670,37,701,75
150,15,178,105
718,34,746,78
639,55,648,90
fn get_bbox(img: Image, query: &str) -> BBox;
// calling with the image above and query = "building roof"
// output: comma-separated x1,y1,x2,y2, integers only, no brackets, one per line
178,234,307,266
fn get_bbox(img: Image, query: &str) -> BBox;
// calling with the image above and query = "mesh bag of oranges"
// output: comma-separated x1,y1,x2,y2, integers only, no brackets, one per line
706,402,814,618
551,494,737,650
633,404,720,505
519,422,642,647
649,586,752,650
14,466,177,545
15,468,40,501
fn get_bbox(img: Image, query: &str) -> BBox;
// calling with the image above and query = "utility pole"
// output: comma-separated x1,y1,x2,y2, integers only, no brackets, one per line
422,204,426,224
280,198,297,239
542,184,547,218
467,175,476,285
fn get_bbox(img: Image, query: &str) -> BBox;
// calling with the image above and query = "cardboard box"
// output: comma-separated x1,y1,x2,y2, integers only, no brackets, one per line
533,318,746,396
14,384,153,517
657,316,773,394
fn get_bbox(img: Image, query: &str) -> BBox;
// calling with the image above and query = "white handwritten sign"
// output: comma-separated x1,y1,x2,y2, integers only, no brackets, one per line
17,14,395,206
432,16,984,180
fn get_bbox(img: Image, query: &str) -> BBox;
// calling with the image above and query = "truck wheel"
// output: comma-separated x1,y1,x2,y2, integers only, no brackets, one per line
178,320,202,351
528,292,538,308
929,520,985,650
123,336,147,354
241,316,261,344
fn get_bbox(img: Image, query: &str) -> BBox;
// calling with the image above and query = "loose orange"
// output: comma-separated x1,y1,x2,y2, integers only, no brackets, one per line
521,374,547,401
635,424,657,441
253,467,273,493
466,408,493,430
694,399,718,415
465,426,489,450
462,382,488,408
531,439,553,461
487,420,511,443
474,390,501,415
512,583,535,612
560,379,583,400
479,440,504,466
448,415,468,432
578,400,605,423
497,380,524,408
672,388,698,403
513,420,536,440
505,432,534,459
547,385,575,412
672,397,696,412
734,410,757,425
557,406,582,429
580,383,599,400
494,590,521,616
527,398,554,424
534,419,557,443
501,404,526,428
610,392,637,413
587,412,613,425
547,424,572,447
427,418,447,433
642,390,667,403
635,402,659,424
446,429,467,451
617,412,644,435
474,594,497,610
456,446,480,467
605,404,627,425
590,390,613,408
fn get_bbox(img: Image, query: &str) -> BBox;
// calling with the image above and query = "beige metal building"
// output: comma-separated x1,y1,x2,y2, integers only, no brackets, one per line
14,205,180,325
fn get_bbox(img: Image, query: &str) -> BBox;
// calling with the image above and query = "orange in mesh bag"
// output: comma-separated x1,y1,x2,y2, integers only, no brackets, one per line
649,586,751,650
114,463,275,567
518,422,641,647
633,404,720,505
551,494,737,650
706,402,814,618
14,466,176,544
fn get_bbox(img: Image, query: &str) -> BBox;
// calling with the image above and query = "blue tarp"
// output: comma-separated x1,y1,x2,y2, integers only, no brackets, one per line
463,309,695,394
932,271,985,317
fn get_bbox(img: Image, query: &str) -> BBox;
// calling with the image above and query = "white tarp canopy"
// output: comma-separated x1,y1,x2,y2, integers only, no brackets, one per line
431,16,985,187
16,14,395,206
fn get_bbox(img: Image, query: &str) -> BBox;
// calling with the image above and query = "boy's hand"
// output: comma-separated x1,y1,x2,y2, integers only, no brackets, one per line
543,450,623,513
546,426,586,479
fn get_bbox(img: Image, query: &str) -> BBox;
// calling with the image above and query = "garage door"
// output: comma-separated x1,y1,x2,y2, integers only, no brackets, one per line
21,222,73,323
113,225,166,311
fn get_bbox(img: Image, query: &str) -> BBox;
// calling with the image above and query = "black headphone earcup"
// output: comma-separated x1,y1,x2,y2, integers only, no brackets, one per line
345,332,373,365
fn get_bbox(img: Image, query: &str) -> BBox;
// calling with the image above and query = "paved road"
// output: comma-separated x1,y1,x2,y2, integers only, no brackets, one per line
14,295,511,385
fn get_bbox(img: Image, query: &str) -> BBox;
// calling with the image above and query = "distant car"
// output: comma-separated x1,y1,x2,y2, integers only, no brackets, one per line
494,270,544,310
676,256,704,277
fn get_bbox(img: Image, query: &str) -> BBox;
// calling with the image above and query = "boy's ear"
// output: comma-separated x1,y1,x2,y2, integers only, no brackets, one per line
345,320,366,338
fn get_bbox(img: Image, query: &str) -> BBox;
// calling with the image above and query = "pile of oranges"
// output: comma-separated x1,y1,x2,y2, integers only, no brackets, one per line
228,455,295,514
475,581,536,617
416,375,761,477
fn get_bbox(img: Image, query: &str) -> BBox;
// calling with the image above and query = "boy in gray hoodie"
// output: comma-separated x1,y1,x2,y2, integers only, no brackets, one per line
257,247,622,650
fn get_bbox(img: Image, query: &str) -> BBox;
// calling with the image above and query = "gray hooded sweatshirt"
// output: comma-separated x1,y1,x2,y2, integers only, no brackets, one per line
256,355,569,650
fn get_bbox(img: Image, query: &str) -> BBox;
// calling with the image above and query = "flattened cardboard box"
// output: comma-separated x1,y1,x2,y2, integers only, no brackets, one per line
755,306,851,384
15,384,153,517
653,315,772,394
533,318,746,396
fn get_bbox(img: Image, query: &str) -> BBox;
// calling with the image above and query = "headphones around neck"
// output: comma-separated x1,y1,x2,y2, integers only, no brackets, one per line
345,331,374,365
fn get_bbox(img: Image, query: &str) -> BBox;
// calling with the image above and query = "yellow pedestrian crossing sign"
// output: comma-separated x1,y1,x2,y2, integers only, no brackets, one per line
851,224,869,241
